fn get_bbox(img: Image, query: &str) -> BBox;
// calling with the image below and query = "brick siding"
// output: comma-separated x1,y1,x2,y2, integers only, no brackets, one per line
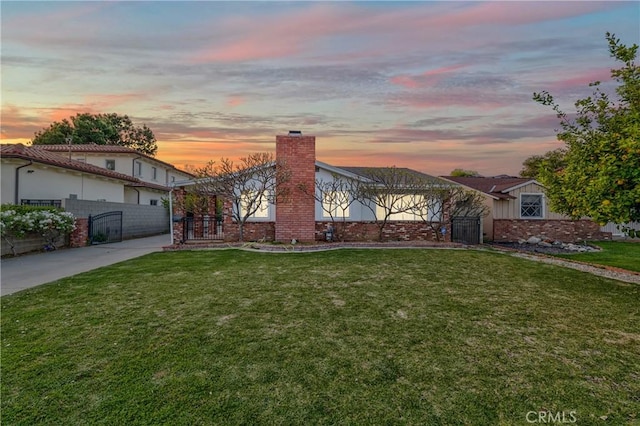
316,221,448,242
70,218,89,247
275,134,316,242
493,219,612,242
223,222,275,242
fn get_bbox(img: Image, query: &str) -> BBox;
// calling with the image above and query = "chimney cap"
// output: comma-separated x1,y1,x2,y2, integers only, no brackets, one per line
288,130,302,136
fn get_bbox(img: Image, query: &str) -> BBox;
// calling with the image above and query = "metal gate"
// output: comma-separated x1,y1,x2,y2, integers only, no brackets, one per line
451,216,481,245
183,216,223,241
89,211,123,245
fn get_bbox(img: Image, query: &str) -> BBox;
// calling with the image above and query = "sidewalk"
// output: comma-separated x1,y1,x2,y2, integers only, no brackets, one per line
0,234,170,297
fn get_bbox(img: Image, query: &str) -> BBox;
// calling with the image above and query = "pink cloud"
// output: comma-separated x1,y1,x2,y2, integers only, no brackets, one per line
3,2,112,48
83,93,145,111
226,96,245,108
545,68,612,92
390,64,469,89
189,2,620,64
388,91,520,110
428,1,618,28
0,104,92,141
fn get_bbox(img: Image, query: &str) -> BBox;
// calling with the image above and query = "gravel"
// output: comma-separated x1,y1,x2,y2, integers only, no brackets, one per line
490,242,599,256
490,243,640,284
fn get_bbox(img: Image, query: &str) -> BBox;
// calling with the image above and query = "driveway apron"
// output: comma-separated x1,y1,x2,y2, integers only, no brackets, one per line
0,234,170,296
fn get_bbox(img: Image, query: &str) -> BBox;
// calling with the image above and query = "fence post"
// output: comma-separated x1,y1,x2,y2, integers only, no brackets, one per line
69,218,90,247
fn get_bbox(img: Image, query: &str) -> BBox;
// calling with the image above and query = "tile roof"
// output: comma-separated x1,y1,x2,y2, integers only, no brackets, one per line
441,176,535,199
40,144,139,154
1,144,140,183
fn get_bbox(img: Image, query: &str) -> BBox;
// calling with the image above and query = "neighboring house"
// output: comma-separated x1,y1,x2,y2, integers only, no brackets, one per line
171,133,453,243
1,144,144,205
38,144,193,205
2,143,194,249
441,175,610,242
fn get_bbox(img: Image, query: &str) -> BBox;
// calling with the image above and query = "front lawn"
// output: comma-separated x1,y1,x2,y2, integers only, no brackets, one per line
554,241,640,273
2,249,639,425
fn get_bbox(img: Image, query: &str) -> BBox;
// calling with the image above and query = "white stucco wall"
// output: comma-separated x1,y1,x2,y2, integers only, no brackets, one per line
1,161,19,204
126,188,166,206
314,168,375,221
73,153,189,186
2,161,125,204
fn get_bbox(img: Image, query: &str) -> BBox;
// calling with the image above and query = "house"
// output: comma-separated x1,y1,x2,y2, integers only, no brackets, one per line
1,144,148,205
38,144,193,205
2,144,193,206
1,143,194,249
441,175,610,242
171,133,454,244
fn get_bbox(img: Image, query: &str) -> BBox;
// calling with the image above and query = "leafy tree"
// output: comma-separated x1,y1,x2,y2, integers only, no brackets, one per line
450,168,480,177
191,153,290,242
519,149,567,179
533,33,639,227
31,113,157,156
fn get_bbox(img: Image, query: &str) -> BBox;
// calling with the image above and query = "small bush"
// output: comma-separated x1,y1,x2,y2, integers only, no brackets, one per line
0,204,62,215
0,206,76,256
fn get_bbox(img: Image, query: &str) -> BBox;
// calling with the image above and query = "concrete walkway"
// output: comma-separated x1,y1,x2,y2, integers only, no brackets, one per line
0,234,170,297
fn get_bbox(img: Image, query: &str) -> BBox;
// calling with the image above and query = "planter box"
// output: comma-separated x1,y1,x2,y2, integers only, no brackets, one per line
1,233,66,256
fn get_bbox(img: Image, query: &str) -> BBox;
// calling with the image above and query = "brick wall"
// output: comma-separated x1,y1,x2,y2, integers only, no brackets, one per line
316,221,448,242
70,218,89,247
493,219,612,242
275,134,316,242
213,220,448,243
223,222,275,242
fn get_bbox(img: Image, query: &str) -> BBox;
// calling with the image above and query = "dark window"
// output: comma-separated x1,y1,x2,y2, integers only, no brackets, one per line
521,194,543,218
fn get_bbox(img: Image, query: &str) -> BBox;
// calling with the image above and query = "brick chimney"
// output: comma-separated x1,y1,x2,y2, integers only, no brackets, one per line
275,131,316,242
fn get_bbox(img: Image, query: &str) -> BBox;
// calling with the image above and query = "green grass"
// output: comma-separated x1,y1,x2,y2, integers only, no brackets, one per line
2,249,639,425
554,241,640,273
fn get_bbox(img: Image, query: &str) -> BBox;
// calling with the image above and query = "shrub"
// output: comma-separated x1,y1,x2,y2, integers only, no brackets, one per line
0,206,76,256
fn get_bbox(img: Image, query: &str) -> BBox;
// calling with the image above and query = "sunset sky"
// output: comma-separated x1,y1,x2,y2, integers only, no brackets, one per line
2,1,638,176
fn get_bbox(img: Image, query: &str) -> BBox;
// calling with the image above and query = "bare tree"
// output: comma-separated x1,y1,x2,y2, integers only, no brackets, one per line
411,186,488,241
192,153,290,241
409,187,449,242
299,173,360,241
353,167,436,241
447,187,489,219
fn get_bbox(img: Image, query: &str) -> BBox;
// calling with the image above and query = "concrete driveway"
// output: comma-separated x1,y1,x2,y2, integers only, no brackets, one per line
0,234,170,297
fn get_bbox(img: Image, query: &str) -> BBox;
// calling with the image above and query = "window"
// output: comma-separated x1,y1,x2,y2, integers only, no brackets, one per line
105,159,116,170
152,167,157,180
150,199,158,206
521,194,543,218
241,191,270,218
376,194,423,221
134,161,142,176
240,191,269,219
322,191,350,218
75,158,85,163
